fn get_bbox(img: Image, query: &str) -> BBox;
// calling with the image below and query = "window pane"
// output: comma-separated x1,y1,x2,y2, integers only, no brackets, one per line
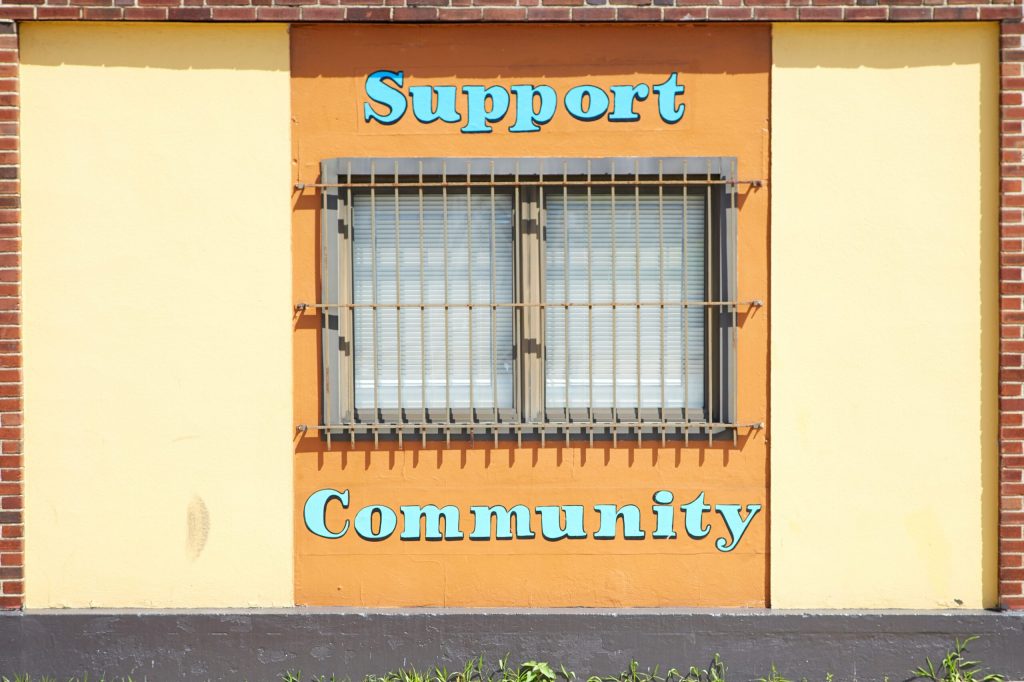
545,190,705,411
352,191,515,412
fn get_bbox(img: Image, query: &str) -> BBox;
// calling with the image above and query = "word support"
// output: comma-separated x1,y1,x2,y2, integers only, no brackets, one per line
363,71,687,133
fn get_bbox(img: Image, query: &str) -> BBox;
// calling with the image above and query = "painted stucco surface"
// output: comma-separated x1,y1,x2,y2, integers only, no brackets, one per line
770,23,999,608
291,24,770,607
20,23,294,607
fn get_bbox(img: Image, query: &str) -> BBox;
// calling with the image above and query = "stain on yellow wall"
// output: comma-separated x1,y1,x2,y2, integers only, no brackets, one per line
770,23,999,608
21,23,294,607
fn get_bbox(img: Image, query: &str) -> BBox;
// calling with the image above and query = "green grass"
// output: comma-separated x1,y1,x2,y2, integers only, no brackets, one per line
1,637,1007,682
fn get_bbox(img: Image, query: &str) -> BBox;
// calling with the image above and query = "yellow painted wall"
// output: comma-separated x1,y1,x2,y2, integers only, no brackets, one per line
20,23,294,607
770,23,999,608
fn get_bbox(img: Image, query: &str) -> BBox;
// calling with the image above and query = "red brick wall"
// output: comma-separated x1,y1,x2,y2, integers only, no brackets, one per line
1002,18,1024,611
0,3,1017,22
0,19,19,610
0,5,1019,610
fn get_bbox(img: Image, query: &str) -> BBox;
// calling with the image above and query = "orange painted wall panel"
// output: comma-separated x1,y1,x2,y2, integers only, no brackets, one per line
291,23,770,607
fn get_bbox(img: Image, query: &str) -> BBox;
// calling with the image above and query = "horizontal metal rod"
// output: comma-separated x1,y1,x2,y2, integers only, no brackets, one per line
297,299,763,311
296,178,763,190
298,421,765,432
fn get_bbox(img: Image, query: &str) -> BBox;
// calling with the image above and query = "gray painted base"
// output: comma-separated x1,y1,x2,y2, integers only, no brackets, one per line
1,609,1023,682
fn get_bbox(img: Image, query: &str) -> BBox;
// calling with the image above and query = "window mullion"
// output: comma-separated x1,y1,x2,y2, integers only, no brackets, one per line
518,184,544,430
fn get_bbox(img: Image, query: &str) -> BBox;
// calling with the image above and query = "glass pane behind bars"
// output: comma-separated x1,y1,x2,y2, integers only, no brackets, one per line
545,191,706,411
352,192,515,412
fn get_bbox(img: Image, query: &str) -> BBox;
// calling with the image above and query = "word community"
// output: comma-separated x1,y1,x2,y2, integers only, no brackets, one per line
304,489,761,552
363,70,688,133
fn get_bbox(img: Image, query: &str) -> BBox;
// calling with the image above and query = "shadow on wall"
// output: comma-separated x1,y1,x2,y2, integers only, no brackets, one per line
290,23,772,80
21,22,288,71
772,22,997,69
295,439,760,470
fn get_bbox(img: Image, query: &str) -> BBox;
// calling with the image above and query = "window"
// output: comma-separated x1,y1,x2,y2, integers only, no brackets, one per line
316,158,742,445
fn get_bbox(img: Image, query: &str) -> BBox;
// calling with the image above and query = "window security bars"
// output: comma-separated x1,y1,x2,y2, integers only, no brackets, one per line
304,158,762,447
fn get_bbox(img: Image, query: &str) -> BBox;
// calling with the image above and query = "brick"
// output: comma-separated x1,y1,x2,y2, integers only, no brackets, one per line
168,6,211,18
393,6,439,18
844,6,887,18
123,6,169,16
344,6,389,18
0,553,22,567
752,7,799,18
37,6,83,16
82,6,123,17
527,6,572,17
437,7,483,18
798,5,843,16
479,7,526,17
212,6,259,18
0,523,21,537
299,5,346,17
662,6,707,18
572,5,615,17
0,7,35,18
617,5,662,17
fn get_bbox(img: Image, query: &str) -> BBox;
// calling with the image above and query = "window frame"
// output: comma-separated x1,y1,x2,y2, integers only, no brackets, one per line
319,157,738,443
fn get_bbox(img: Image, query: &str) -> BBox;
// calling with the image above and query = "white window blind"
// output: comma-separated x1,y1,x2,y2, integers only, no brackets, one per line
352,192,515,412
544,191,706,411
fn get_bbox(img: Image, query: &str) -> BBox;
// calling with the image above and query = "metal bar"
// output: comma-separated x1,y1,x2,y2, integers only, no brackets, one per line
683,159,689,447
586,161,594,447
563,161,570,442
705,161,713,439
610,165,618,447
300,300,761,310
658,159,666,446
730,157,737,445
490,160,498,446
634,160,642,445
442,161,451,445
345,162,353,445
301,178,762,190
513,162,521,431
466,162,475,435
321,167,332,442
394,160,403,447
538,169,546,449
418,161,427,446
370,161,380,434
302,420,765,432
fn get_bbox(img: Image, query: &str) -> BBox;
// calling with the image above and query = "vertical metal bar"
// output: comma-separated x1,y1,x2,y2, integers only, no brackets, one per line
370,161,380,437
442,161,451,446
419,161,427,447
658,159,666,446
490,161,498,447
563,162,570,445
705,161,714,439
345,162,353,445
587,160,594,447
513,161,521,435
634,160,642,446
394,161,403,448
610,163,618,448
320,168,330,444
682,159,689,447
729,158,737,445
466,162,475,437
538,168,546,449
